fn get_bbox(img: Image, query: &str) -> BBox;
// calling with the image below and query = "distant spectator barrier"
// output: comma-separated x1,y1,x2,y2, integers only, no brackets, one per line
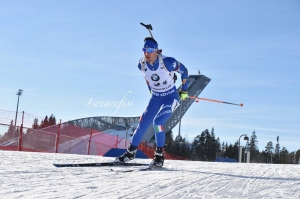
0,110,186,160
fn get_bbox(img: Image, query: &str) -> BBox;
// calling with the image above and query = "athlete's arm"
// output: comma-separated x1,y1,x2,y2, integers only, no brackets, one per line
163,57,189,91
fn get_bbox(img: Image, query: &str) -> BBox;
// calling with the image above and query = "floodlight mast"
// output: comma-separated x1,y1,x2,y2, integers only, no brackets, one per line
14,89,23,128
238,134,249,163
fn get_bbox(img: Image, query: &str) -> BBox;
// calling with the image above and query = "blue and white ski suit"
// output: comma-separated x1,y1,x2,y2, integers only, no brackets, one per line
131,55,189,148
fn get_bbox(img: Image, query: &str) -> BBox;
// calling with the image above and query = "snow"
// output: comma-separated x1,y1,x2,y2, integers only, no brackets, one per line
1,151,299,199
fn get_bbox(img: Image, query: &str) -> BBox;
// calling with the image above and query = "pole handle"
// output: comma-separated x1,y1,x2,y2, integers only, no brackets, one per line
140,22,154,38
140,22,153,30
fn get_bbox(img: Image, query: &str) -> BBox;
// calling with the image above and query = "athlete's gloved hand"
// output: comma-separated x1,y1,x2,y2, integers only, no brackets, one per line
179,90,188,100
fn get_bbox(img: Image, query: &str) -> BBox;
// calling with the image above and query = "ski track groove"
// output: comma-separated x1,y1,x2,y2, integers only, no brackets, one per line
1,152,300,198
285,166,300,178
157,172,217,198
249,166,276,197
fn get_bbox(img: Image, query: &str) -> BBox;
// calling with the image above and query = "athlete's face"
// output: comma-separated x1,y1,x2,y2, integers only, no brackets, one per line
144,49,158,64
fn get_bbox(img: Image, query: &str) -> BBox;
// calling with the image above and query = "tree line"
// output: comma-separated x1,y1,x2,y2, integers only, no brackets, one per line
0,114,56,141
164,128,300,164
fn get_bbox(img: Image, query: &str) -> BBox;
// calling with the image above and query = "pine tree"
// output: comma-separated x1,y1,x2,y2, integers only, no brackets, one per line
1,120,16,141
191,135,200,160
205,129,213,161
225,144,234,159
32,118,39,129
233,141,239,161
280,147,289,164
249,131,260,163
265,141,274,163
260,151,268,163
274,136,280,164
194,130,206,161
296,149,300,164
220,142,226,157
49,114,56,126
215,137,221,158
7,120,16,138
40,115,55,129
43,116,49,128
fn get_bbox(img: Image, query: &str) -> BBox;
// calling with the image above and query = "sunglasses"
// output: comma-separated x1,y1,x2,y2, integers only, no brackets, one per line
142,48,157,53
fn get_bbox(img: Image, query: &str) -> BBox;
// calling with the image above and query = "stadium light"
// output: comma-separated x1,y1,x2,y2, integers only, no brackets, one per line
14,89,23,128
238,134,249,163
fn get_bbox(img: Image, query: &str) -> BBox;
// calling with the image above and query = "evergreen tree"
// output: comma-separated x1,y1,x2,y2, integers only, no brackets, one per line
1,120,17,141
296,149,300,164
233,141,239,161
191,135,200,160
205,129,213,161
49,114,56,126
215,137,221,158
32,118,39,129
39,115,56,129
224,144,234,159
220,142,226,157
260,151,268,163
265,141,274,163
274,136,280,164
280,147,289,164
249,130,260,162
40,119,44,129
193,130,206,161
43,116,49,128
7,120,16,138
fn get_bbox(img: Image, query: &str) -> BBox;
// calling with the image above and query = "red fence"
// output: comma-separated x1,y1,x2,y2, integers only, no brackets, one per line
0,110,186,160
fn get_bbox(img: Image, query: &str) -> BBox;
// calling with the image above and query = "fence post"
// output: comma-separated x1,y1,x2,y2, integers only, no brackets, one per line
116,135,118,148
18,111,25,151
55,119,61,153
87,128,93,155
69,140,71,154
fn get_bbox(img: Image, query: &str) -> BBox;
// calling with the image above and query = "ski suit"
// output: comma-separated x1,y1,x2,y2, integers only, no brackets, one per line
131,55,189,148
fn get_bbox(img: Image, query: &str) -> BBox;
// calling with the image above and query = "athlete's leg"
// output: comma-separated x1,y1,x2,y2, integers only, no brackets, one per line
153,97,180,147
130,97,162,147
115,97,164,163
151,97,180,167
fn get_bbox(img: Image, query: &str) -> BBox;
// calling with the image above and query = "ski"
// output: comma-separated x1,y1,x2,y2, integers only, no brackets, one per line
112,166,174,173
53,162,149,168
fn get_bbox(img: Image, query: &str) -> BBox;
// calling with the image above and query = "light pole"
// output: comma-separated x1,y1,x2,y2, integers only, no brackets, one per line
14,89,23,127
238,134,249,163
14,89,23,138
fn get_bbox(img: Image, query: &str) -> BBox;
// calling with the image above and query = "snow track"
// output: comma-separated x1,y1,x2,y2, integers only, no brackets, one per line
0,151,299,199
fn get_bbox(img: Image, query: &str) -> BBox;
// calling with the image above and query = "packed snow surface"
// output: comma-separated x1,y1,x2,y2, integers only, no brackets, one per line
1,151,299,199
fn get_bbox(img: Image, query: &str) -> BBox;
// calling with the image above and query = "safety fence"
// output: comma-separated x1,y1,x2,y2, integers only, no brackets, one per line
0,110,186,160
0,122,130,156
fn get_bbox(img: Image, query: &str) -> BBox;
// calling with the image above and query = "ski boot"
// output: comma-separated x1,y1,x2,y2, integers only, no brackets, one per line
150,147,164,167
114,144,137,164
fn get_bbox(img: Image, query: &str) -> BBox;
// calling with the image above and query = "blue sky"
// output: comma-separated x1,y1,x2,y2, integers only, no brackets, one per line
1,1,299,152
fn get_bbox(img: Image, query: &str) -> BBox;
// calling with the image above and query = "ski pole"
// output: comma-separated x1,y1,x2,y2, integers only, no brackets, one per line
188,96,243,107
140,23,154,38
140,22,163,54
